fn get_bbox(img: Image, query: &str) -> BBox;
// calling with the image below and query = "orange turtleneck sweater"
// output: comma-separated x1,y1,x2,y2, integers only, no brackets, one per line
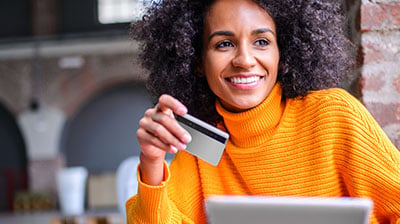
126,84,400,224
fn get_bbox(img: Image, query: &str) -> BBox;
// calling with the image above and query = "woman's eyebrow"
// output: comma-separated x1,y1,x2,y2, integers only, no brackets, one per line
207,28,275,42
208,30,234,42
252,28,275,35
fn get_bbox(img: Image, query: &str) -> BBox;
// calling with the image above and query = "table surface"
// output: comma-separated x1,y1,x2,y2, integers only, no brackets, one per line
0,209,124,224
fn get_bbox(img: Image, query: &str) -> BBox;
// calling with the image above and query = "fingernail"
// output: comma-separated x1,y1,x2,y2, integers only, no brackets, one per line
177,107,187,114
170,146,178,154
177,143,187,150
183,133,192,143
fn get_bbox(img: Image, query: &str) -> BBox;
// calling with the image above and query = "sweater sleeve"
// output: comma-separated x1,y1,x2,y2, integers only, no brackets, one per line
126,152,205,224
332,90,400,224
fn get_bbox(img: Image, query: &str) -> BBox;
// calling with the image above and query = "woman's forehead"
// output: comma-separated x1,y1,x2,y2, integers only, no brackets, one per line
204,0,276,33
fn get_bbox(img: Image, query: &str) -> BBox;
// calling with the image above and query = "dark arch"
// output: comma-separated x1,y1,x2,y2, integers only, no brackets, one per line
60,82,153,173
0,102,28,211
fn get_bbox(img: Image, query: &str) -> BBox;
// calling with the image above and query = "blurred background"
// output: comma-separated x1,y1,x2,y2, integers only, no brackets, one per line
0,0,399,223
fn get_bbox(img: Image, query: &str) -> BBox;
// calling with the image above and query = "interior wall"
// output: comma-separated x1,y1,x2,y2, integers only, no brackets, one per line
60,82,152,173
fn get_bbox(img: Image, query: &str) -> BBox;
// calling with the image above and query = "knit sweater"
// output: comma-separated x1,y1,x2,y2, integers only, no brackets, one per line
126,84,400,224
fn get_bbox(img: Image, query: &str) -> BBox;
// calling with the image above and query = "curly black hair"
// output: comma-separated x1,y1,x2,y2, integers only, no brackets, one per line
131,0,353,125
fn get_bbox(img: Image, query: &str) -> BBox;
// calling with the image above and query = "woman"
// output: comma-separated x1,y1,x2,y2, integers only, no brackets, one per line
127,0,400,223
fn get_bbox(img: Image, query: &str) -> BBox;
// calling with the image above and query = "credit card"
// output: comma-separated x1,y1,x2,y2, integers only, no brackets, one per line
175,114,229,166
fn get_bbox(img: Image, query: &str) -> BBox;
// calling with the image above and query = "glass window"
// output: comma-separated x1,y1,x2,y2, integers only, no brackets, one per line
97,0,152,24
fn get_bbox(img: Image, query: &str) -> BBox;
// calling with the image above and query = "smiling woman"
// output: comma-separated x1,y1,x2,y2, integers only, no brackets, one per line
127,0,400,223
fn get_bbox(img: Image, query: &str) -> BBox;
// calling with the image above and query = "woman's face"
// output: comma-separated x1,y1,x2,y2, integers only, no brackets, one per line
202,0,279,112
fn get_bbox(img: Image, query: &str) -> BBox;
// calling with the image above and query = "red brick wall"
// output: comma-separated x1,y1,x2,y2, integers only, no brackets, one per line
360,0,400,149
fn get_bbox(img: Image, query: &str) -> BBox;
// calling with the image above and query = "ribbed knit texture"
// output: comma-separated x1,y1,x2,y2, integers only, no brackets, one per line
126,84,400,224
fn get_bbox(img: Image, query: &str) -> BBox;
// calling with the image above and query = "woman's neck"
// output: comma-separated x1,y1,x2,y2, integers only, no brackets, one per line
216,84,285,148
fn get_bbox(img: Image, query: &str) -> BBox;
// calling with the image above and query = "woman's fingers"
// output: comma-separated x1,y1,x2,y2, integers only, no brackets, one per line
150,110,191,145
157,94,188,115
137,94,191,159
140,109,190,149
136,128,177,155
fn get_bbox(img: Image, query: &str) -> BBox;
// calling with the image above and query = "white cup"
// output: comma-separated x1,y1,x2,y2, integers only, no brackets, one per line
57,166,88,215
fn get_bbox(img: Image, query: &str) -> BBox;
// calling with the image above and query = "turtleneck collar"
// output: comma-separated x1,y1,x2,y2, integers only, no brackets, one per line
216,83,285,148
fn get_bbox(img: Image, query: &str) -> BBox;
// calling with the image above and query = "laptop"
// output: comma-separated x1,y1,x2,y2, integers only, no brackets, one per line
205,195,373,224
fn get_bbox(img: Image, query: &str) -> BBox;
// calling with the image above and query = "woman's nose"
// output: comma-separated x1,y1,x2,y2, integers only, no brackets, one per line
232,45,256,69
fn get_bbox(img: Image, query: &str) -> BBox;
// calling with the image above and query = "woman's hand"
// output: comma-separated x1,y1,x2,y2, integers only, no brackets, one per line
136,94,192,185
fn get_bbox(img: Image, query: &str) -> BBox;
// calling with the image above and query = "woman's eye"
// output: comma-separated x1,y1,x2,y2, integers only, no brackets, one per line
254,39,269,46
216,40,234,49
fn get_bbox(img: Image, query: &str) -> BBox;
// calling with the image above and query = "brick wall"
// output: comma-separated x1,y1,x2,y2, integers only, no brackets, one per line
360,0,400,149
0,38,146,116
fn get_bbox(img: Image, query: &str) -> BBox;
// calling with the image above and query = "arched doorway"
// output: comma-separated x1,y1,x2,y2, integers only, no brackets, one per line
0,102,28,211
60,82,153,173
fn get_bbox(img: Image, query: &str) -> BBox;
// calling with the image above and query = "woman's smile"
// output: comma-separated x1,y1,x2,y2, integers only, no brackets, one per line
226,74,264,90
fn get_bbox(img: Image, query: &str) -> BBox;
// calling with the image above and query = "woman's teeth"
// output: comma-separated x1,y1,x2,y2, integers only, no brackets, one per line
229,76,260,84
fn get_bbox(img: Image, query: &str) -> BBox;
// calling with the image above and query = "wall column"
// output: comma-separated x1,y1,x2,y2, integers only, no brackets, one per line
32,0,58,36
